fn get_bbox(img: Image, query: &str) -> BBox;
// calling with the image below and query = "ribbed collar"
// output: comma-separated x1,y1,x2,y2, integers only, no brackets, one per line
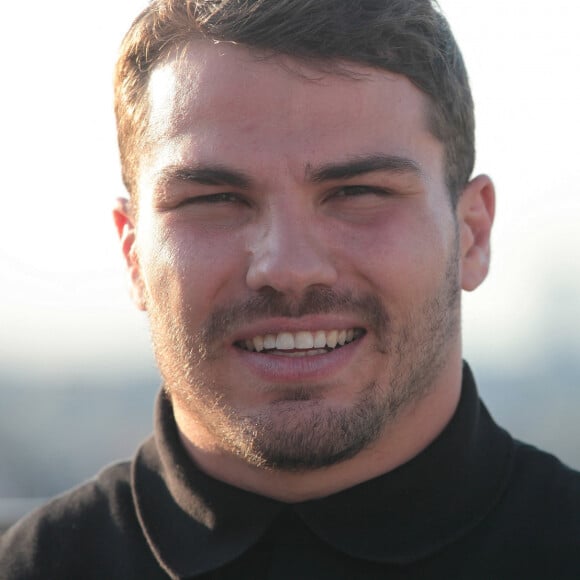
132,363,514,579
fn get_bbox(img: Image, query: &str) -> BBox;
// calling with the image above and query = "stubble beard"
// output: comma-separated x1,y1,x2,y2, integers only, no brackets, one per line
147,240,461,472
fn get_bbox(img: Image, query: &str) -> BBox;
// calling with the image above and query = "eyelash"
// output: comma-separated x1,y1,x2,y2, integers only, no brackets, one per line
331,185,391,198
182,192,245,206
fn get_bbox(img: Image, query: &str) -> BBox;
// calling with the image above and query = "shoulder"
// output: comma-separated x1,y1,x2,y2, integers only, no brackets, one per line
512,441,580,507
487,440,580,574
509,440,580,519
0,461,161,579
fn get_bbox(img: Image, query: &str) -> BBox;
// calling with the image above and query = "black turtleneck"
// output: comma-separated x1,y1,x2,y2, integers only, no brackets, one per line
1,363,579,579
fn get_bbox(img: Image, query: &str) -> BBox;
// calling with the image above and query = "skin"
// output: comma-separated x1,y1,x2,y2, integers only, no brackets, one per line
114,41,495,502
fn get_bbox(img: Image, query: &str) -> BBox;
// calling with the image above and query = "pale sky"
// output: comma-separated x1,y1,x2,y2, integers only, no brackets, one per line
1,0,579,379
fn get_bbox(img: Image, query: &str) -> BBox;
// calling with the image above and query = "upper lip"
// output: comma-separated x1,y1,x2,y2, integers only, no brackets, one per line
229,315,367,344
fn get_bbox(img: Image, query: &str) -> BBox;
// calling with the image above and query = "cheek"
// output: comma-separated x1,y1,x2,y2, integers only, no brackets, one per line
340,214,455,326
335,208,452,298
139,222,249,310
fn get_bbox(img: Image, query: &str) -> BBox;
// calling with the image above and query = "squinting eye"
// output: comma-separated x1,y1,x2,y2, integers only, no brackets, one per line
183,192,245,205
333,185,389,198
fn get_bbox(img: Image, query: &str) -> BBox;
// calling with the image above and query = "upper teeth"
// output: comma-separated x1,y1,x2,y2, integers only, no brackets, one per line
240,329,361,352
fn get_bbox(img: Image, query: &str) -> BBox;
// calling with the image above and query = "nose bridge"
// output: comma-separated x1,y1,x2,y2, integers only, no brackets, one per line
246,195,337,294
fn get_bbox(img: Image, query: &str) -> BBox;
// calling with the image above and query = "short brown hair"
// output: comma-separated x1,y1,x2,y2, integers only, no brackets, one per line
115,0,474,206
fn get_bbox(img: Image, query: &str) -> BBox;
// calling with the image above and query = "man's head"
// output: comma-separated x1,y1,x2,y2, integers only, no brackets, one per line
113,0,494,487
115,0,474,208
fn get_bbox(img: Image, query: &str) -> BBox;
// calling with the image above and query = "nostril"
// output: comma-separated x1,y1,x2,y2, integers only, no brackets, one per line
245,246,338,294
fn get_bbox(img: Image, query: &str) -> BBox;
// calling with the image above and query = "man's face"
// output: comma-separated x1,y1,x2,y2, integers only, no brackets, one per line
119,41,487,470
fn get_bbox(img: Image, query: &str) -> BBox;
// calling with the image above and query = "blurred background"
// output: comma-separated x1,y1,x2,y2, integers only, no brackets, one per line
1,1,579,528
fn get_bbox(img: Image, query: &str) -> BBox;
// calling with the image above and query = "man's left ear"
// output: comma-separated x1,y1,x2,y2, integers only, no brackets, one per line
457,174,495,291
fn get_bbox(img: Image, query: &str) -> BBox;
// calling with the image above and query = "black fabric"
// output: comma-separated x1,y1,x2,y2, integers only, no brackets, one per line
1,364,579,579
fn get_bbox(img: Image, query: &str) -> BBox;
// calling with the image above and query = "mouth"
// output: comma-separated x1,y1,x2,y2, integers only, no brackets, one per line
234,328,366,357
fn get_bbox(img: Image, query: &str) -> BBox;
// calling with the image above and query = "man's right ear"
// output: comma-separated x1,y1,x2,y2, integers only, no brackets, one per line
113,198,147,311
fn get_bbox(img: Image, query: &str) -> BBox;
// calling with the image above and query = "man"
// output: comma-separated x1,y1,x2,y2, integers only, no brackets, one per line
1,0,579,577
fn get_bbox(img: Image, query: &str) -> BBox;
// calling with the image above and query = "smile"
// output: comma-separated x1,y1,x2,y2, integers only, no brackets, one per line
236,328,365,356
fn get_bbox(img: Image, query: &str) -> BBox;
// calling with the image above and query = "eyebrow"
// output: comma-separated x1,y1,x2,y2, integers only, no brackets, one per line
157,154,422,191
158,165,252,189
307,154,423,183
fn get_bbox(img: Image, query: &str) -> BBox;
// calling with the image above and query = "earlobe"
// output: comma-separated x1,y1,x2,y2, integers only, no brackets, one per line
112,198,147,311
457,174,496,292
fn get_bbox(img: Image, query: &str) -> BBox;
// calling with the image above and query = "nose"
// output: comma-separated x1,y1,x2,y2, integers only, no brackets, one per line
246,207,338,296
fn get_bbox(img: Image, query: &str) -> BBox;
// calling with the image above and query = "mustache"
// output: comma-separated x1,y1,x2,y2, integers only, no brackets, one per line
199,287,389,346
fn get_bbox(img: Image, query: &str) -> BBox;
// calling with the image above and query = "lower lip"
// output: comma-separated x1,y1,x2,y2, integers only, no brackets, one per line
231,336,365,383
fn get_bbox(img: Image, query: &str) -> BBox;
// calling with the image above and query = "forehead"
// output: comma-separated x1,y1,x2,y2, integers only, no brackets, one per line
142,40,441,185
